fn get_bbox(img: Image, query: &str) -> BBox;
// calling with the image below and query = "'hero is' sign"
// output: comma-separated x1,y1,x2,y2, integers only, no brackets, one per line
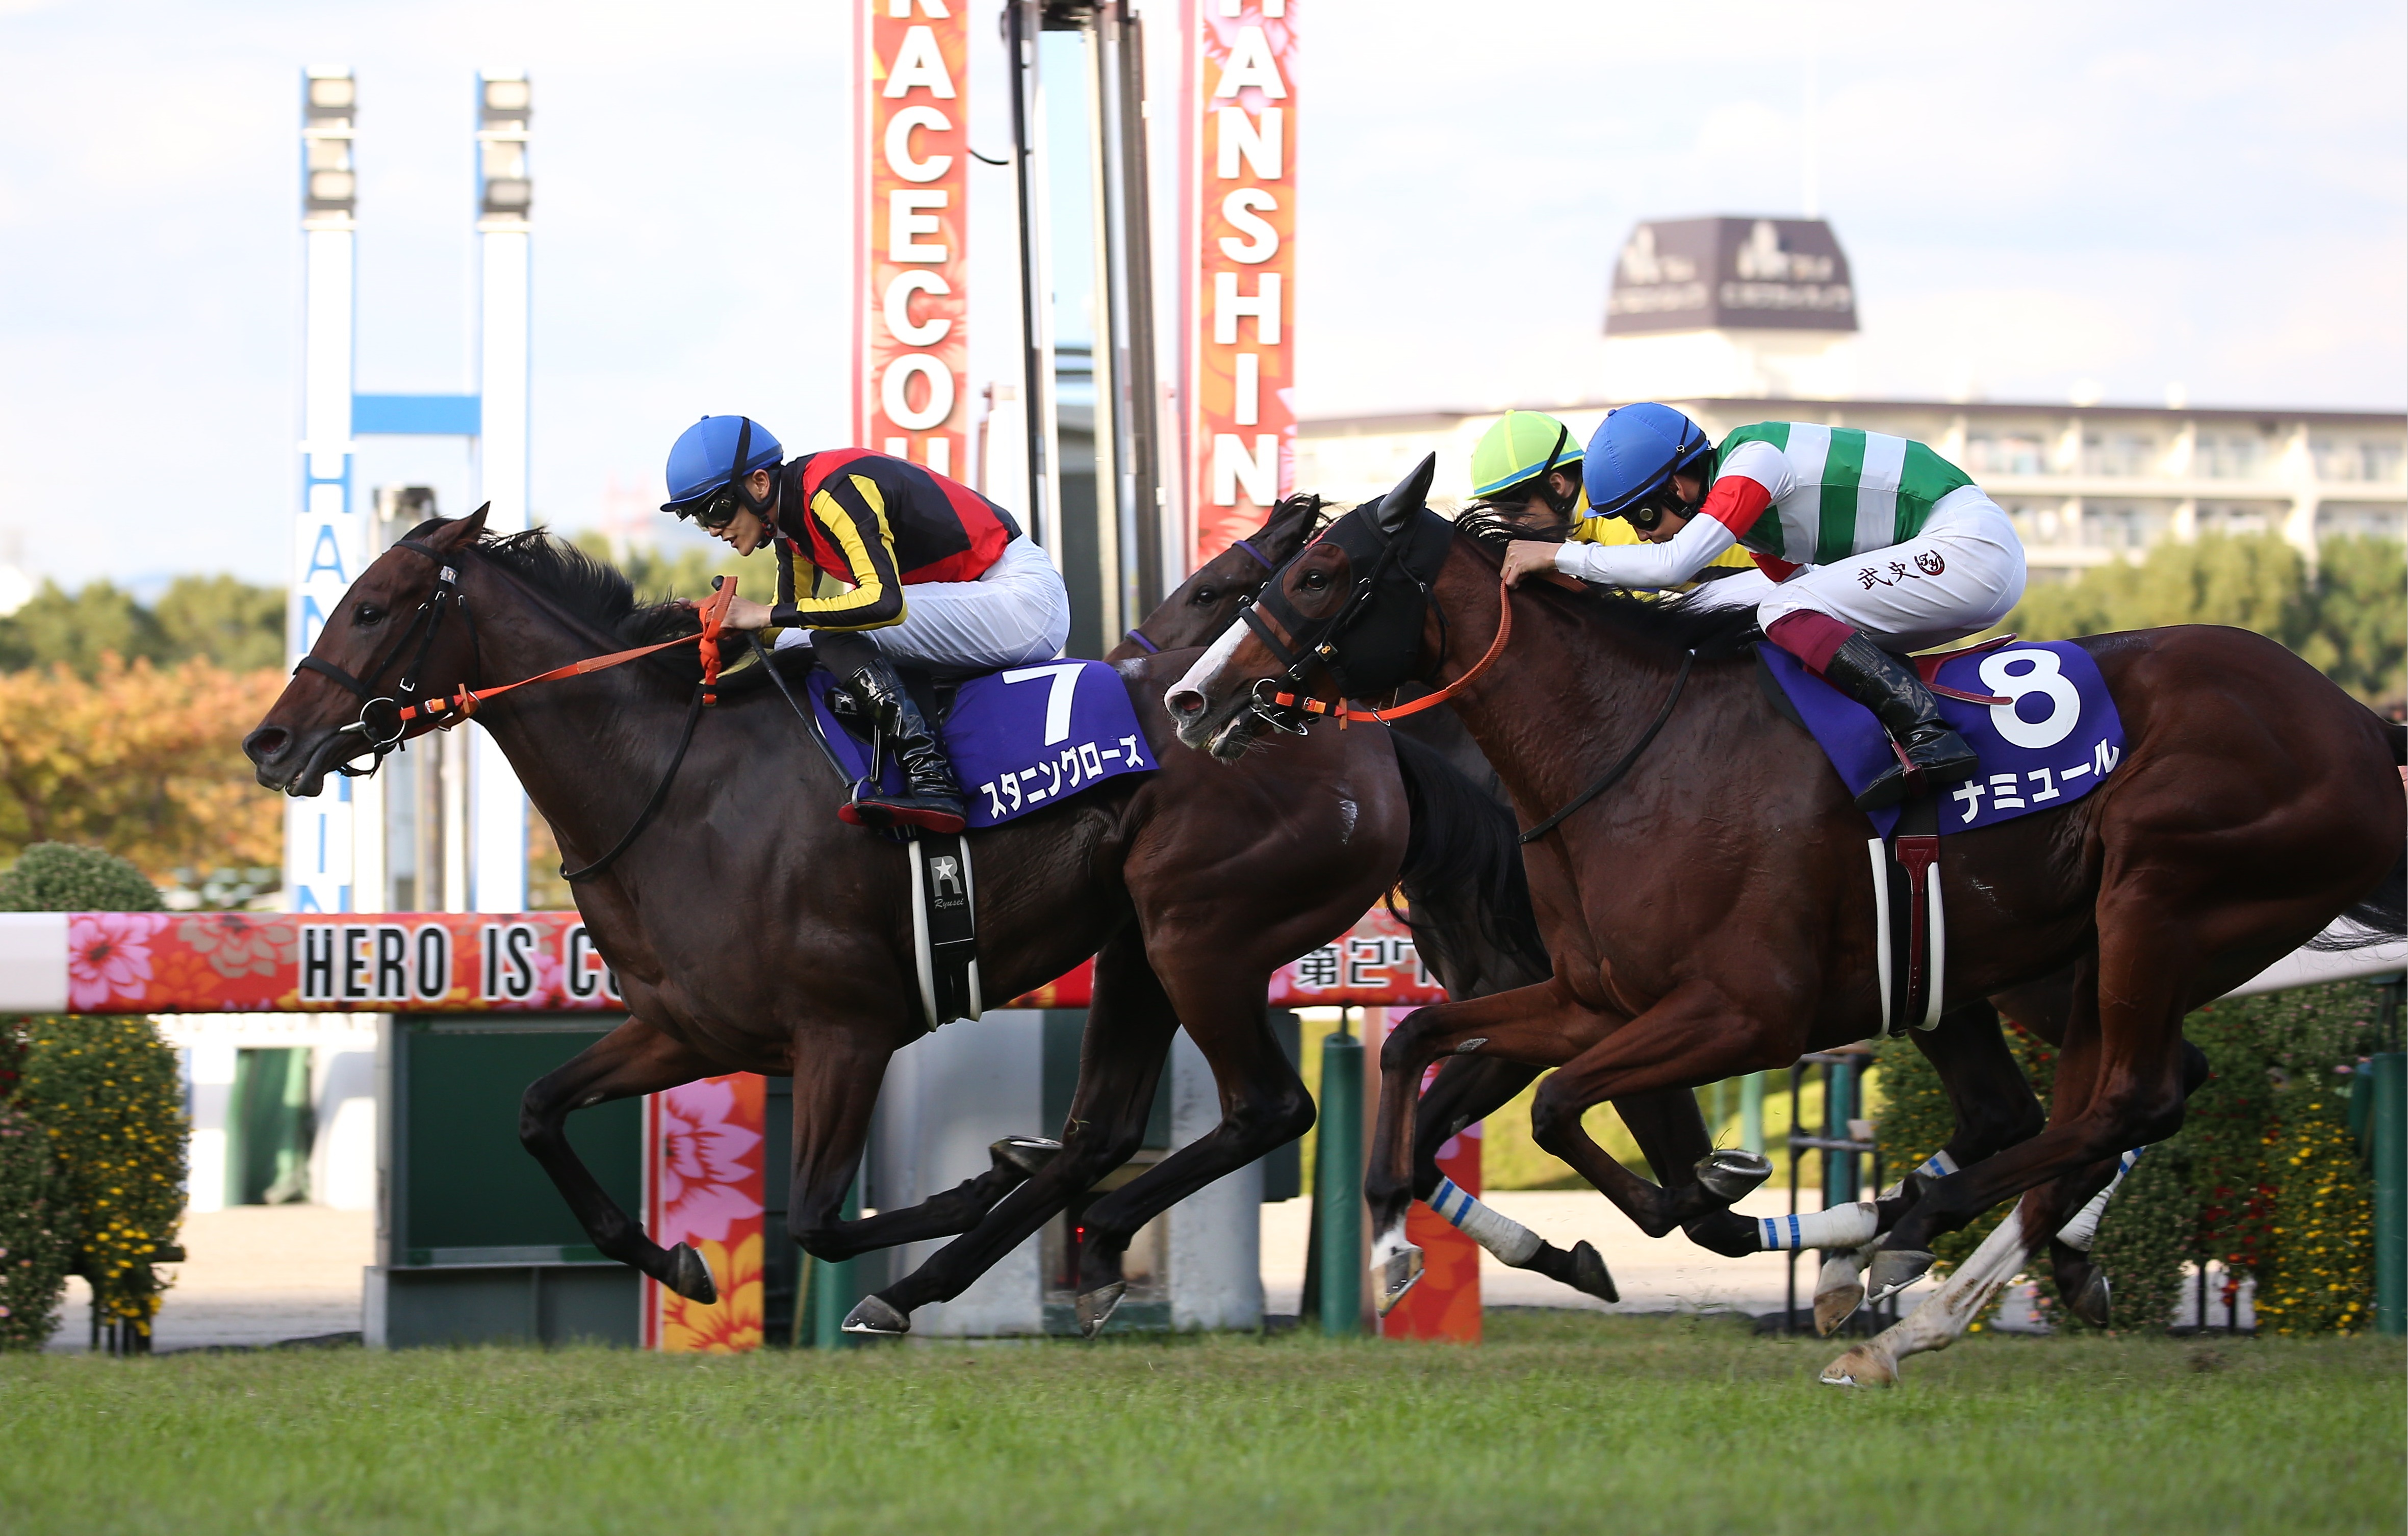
855,0,969,478
1186,0,1296,567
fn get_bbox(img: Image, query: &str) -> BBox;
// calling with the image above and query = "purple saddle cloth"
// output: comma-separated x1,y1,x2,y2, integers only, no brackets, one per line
1758,639,2127,839
807,660,1155,828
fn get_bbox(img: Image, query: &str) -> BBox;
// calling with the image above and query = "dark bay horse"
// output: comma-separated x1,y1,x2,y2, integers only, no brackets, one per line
243,508,1532,1335
1165,457,2405,1372
1136,494,2100,1324
1126,492,2128,1322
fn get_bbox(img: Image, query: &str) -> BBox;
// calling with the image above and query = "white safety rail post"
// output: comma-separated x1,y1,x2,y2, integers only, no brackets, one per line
472,71,533,913
290,68,363,915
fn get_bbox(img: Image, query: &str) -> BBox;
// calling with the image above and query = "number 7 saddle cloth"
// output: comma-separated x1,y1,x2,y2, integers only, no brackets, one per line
1757,638,2127,840
806,659,1156,830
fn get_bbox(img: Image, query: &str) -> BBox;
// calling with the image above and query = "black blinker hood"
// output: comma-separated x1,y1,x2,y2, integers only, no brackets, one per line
1243,454,1451,704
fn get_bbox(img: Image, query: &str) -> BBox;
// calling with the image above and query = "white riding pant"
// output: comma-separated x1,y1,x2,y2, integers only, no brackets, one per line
774,535,1070,674
1686,486,2027,653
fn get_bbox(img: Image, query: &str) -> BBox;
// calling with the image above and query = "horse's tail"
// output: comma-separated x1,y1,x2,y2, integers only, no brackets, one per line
1389,729,1552,997
2309,709,2408,953
2309,852,2407,953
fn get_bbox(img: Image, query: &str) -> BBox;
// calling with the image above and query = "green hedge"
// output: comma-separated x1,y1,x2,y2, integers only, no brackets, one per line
0,1098,73,1349
0,842,163,914
1874,981,2387,1334
13,1016,188,1335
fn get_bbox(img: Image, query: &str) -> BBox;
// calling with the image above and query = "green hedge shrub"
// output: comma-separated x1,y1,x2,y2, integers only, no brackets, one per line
0,1101,72,1349
0,842,163,913
1872,980,2387,1334
13,1016,188,1335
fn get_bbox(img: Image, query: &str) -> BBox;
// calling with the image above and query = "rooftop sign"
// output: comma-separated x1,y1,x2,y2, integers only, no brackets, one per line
1606,217,1857,336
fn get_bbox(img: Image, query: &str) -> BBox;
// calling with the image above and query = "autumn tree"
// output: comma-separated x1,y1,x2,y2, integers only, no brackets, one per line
2009,533,2405,707
0,658,283,882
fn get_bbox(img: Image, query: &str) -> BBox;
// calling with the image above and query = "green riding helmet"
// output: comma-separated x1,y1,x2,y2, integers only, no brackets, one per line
1470,411,1584,512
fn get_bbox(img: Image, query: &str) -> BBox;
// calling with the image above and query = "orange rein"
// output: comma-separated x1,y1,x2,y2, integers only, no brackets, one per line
1267,572,1514,726
391,578,739,735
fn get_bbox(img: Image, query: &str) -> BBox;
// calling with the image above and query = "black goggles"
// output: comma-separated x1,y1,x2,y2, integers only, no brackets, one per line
676,484,747,530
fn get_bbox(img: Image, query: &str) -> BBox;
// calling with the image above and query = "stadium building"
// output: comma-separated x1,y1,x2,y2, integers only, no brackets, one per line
1298,217,2407,579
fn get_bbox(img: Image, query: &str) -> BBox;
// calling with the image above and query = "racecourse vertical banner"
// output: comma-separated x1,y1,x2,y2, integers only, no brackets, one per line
856,0,970,478
1185,0,1297,566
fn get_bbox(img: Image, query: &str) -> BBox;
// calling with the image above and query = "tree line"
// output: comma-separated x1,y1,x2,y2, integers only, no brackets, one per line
2007,532,2404,709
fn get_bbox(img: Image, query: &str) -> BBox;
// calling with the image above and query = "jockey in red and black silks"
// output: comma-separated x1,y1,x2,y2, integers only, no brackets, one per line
660,416,1071,834
766,448,1022,632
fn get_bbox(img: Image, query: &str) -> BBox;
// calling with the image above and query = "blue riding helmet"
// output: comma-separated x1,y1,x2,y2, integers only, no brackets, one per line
1582,404,1714,526
661,415,785,513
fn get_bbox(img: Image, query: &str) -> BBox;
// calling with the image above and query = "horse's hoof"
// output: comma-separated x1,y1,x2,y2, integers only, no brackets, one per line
1865,1248,1935,1303
991,1136,1063,1179
2070,1267,2112,1330
1813,1254,1865,1337
1075,1282,1126,1339
1695,1149,1774,1203
1569,1240,1619,1305
841,1294,910,1336
665,1242,717,1305
1820,1342,1898,1388
1371,1239,1425,1317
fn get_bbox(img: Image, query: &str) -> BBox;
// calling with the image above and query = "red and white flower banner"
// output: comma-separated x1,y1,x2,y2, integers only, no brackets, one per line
0,905,1443,1015
641,1073,768,1353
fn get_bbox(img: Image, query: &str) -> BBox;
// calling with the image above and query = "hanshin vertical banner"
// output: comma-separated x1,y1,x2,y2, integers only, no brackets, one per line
1185,0,1296,566
857,0,970,477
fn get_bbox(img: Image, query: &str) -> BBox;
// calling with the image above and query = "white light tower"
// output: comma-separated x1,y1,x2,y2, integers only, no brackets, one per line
470,72,532,913
289,68,364,914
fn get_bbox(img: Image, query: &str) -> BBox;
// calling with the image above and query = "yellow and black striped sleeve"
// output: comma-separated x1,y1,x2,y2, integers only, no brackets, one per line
768,472,909,631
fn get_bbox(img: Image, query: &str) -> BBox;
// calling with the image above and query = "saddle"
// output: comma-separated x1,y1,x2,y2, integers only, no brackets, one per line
1756,634,2017,1039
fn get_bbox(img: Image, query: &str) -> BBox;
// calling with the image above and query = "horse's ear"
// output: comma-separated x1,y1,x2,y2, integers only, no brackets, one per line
426,504,491,550
1376,455,1436,535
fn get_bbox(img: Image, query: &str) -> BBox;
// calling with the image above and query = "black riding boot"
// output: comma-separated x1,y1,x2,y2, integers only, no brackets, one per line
1820,633,1980,812
835,654,968,834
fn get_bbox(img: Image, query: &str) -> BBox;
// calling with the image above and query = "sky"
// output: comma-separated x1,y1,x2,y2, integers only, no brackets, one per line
0,0,2400,590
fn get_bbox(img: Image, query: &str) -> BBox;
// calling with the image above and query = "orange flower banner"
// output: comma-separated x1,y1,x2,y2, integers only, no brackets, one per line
8,906,1444,1014
855,0,970,476
1183,0,1298,566
641,1073,767,1353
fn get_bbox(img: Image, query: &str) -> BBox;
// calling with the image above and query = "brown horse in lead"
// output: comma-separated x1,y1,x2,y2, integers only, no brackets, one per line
1166,456,2404,1367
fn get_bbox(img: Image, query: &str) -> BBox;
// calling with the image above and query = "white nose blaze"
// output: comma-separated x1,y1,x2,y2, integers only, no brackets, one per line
1164,617,1253,719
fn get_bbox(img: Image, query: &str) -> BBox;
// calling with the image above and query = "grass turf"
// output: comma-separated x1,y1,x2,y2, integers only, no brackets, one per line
1,1313,2398,1535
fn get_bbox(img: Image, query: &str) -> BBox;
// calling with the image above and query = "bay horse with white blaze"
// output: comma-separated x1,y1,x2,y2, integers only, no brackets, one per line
1165,455,2404,1377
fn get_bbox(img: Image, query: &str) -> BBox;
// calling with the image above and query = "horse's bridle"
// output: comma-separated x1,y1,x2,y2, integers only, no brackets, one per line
1121,537,1281,656
298,537,484,774
1235,501,1452,733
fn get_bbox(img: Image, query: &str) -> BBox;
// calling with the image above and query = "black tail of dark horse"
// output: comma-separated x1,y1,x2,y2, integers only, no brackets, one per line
2306,714,2407,953
1388,730,1551,995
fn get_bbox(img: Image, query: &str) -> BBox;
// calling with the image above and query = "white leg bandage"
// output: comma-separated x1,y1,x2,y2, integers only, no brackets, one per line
1428,1177,1542,1266
2053,1149,2141,1254
1914,1149,1959,1181
1757,1202,1881,1252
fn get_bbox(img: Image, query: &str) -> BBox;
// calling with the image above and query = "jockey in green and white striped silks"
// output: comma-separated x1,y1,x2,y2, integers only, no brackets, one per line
1713,422,1976,565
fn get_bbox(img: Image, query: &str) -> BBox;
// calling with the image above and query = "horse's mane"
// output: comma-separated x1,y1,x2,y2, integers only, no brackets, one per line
1450,509,1762,661
404,516,752,689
